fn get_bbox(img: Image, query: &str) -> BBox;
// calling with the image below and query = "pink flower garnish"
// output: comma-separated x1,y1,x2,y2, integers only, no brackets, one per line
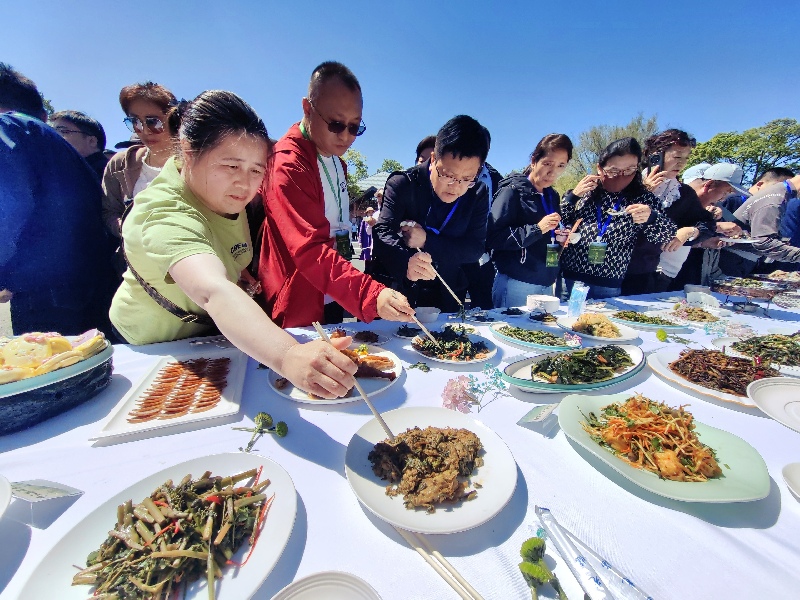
442,376,474,413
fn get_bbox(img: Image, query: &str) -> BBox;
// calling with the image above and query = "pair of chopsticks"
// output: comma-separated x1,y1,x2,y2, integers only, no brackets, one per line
393,527,484,599
558,218,582,258
312,322,394,440
415,248,463,309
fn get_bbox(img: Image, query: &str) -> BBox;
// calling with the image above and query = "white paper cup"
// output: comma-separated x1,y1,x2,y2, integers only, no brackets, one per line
527,294,559,313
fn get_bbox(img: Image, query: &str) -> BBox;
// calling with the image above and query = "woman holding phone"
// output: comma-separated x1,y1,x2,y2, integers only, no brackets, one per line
110,90,358,399
560,137,676,299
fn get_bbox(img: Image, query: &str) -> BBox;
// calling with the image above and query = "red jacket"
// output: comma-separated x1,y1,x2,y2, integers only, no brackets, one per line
258,123,384,328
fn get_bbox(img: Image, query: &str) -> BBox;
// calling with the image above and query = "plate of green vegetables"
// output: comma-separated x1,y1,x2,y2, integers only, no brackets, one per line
608,310,688,332
502,345,645,393
19,453,297,600
489,323,573,350
712,334,800,377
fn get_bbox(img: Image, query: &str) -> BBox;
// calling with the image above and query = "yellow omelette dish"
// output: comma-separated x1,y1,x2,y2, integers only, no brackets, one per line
0,330,107,384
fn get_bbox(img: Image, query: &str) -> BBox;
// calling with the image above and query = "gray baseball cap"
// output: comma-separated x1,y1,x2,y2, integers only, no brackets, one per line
702,162,748,195
682,162,712,183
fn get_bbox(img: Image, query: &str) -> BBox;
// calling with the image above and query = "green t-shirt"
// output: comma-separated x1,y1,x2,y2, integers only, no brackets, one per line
110,157,253,344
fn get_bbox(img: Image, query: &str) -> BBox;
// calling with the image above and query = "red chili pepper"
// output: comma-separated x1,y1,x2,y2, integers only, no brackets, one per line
205,495,223,504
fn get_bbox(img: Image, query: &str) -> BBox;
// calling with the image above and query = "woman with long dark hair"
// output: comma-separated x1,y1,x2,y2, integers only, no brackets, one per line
560,137,676,299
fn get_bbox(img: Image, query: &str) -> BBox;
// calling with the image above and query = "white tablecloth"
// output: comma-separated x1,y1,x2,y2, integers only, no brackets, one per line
1,294,799,600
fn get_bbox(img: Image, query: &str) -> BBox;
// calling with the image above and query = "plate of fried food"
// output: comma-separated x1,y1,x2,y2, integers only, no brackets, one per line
18,453,297,600
647,348,783,407
344,406,517,534
410,327,497,365
268,346,402,404
559,392,769,502
556,314,640,343
91,346,249,441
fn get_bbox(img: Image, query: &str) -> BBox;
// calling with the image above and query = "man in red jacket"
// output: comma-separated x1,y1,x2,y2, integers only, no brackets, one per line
258,61,413,328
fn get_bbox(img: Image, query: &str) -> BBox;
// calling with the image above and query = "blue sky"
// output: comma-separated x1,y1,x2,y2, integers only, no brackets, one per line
2,0,797,175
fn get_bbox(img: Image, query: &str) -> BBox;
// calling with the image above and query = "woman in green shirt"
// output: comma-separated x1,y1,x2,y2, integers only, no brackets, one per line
110,90,357,399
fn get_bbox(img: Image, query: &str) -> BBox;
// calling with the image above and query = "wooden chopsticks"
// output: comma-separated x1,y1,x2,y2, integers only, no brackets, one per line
311,322,395,440
393,526,484,599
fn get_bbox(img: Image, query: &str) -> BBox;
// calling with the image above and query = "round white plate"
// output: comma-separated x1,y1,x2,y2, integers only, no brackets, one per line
268,348,402,405
0,341,113,399
556,315,640,343
18,453,297,600
489,322,572,351
271,571,381,600
647,348,766,407
648,307,731,325
410,334,497,365
767,326,799,335
0,474,11,520
711,337,800,377
782,463,800,499
747,378,800,434
607,310,687,332
345,407,517,534
502,345,645,393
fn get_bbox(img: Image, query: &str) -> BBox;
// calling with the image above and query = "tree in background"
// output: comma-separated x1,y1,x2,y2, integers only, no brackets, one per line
685,118,800,185
554,113,659,195
379,158,404,173
41,95,54,116
343,148,368,200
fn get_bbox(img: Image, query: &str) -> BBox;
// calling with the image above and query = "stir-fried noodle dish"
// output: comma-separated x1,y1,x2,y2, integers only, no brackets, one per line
581,394,723,482
668,349,781,396
571,313,621,337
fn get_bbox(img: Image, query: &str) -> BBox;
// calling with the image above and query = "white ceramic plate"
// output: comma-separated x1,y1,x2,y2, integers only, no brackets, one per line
649,307,731,325
410,334,497,365
502,345,645,394
711,337,800,377
271,571,381,600
345,407,517,534
556,315,640,343
559,393,770,503
18,453,297,600
267,348,402,405
489,322,572,351
0,341,113,399
767,326,800,335
647,348,767,407
0,474,11,519
782,463,800,499
747,378,800,434
607,310,687,332
91,347,248,441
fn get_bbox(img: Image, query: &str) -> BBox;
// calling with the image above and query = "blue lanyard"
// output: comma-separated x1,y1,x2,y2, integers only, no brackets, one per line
539,188,557,242
427,199,460,235
596,198,620,241
786,181,795,198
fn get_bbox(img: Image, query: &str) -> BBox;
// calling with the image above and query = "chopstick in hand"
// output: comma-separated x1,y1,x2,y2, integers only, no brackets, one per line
393,526,484,600
311,322,394,440
411,314,441,348
416,248,463,308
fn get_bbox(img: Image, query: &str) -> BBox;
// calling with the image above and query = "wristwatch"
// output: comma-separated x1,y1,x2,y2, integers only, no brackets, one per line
686,227,699,242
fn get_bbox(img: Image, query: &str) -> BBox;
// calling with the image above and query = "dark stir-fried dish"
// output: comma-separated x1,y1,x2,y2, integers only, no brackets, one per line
668,349,781,396
412,328,491,361
368,426,483,513
582,394,723,482
500,307,525,316
497,325,568,347
396,325,422,338
72,469,271,599
612,311,678,326
531,346,634,384
730,333,800,366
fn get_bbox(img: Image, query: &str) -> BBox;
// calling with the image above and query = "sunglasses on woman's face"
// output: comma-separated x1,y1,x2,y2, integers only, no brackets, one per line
123,116,165,134
309,100,366,137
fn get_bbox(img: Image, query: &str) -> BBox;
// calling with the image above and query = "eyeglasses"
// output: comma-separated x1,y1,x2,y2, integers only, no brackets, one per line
123,116,165,134
53,126,87,136
434,163,479,188
308,100,366,137
601,165,638,178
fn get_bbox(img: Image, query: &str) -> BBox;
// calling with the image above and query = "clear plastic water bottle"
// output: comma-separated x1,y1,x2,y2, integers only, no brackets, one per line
567,282,590,317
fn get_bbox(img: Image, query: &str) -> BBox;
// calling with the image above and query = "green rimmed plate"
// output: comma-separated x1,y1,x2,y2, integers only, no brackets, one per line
608,310,689,332
489,322,573,351
501,345,645,394
558,392,770,502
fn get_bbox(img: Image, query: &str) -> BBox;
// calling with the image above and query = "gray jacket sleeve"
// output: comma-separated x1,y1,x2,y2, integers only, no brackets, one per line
750,201,800,262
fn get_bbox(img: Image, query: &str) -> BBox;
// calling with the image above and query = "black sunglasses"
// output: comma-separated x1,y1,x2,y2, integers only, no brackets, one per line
309,100,366,137
123,116,165,134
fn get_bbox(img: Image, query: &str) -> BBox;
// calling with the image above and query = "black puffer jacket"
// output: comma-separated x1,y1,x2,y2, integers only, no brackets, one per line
487,173,560,286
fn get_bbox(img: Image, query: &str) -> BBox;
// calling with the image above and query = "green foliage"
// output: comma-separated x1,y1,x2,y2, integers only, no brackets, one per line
343,148,369,204
379,158,404,173
685,118,800,186
556,113,659,196
40,95,54,116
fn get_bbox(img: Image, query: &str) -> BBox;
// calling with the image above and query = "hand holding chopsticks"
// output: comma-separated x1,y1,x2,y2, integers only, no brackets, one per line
411,314,441,348
311,322,395,440
416,248,463,308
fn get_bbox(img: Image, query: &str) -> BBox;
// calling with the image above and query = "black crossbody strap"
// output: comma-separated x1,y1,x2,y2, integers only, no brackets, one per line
120,204,215,327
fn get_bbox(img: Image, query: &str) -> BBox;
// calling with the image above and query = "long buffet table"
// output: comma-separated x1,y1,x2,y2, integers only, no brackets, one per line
1,293,799,600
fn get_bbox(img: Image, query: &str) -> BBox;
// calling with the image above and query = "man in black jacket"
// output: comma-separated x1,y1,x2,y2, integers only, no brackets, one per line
372,115,489,312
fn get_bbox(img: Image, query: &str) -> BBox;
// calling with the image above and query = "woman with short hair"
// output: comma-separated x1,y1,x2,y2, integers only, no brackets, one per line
110,90,359,399
487,133,573,307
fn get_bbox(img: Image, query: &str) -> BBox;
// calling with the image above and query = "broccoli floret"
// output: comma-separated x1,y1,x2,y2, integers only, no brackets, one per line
520,536,546,563
254,412,273,429
519,561,550,600
274,421,289,438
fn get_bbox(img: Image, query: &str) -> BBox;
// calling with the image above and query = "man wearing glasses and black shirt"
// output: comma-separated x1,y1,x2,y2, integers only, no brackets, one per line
373,115,490,312
257,61,413,328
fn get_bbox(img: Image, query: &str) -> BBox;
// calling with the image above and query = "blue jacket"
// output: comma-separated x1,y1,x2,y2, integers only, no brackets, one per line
0,112,114,307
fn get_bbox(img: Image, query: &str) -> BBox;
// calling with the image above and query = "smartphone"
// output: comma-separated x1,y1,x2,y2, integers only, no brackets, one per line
648,152,664,170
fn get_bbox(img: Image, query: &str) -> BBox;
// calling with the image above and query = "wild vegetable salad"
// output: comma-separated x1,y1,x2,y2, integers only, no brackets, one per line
611,311,678,326
72,469,272,600
730,333,800,366
496,325,567,346
412,327,491,361
581,394,723,482
531,345,633,384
